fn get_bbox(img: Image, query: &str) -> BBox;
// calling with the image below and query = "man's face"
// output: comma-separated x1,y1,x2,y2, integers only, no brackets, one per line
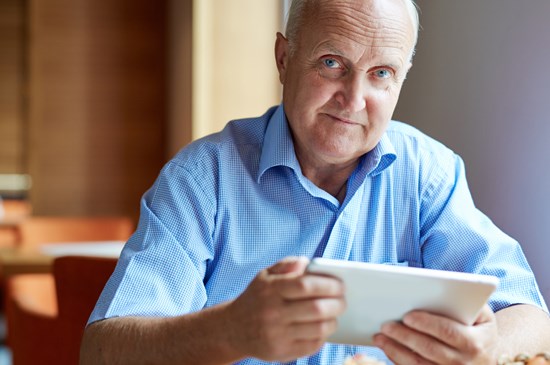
276,0,415,168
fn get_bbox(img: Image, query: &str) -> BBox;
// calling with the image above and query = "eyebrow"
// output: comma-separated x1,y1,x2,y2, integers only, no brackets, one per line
310,41,345,57
318,46,404,70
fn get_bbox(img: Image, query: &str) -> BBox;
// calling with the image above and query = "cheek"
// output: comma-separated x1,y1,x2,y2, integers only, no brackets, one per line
366,89,400,118
298,74,338,107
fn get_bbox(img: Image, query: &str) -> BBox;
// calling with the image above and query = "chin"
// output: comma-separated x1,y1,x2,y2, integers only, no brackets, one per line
316,145,363,164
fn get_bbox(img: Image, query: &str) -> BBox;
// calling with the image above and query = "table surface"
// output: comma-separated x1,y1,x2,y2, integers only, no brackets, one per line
0,248,52,276
39,241,125,257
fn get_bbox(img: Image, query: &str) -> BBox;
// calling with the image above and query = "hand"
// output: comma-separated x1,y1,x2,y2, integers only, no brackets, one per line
225,256,346,362
373,304,498,365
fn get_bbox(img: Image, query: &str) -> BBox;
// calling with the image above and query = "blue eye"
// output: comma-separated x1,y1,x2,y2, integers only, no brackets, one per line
323,58,340,69
375,69,391,79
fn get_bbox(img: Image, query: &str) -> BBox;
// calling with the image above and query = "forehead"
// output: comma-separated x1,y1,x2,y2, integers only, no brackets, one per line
300,0,414,60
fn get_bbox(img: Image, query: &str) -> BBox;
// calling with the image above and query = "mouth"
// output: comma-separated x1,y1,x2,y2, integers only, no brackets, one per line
324,113,360,126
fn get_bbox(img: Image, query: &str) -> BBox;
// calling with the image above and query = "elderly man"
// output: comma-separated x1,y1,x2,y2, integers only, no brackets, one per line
80,0,550,364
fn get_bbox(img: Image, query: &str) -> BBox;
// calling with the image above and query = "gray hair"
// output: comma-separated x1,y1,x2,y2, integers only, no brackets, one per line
284,0,420,60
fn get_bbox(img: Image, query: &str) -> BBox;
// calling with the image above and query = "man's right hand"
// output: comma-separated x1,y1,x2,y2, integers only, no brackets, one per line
225,257,346,362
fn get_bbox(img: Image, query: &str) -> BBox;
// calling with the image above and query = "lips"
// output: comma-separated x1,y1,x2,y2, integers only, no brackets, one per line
324,112,360,125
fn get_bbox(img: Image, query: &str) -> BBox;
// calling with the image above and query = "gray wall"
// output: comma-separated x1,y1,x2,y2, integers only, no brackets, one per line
393,0,550,303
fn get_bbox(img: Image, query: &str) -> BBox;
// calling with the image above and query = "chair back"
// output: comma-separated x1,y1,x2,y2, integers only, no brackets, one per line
6,256,118,365
17,216,133,248
54,255,117,319
55,256,117,363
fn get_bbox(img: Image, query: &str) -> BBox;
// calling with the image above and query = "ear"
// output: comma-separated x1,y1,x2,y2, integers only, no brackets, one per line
275,32,289,84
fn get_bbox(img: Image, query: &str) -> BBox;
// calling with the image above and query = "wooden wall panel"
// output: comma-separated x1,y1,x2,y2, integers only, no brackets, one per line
167,0,193,158
28,0,167,219
0,0,26,174
192,0,283,139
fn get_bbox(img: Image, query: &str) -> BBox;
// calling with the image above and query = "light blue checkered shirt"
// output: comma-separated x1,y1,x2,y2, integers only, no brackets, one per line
89,104,547,365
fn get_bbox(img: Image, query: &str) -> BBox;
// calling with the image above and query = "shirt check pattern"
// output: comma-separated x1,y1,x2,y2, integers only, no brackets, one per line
89,104,547,365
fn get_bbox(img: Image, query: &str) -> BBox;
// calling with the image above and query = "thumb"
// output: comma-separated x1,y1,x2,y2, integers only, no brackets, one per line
474,304,496,325
267,256,310,275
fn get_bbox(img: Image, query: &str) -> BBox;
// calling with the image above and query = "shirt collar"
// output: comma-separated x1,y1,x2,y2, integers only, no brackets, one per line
363,132,397,177
257,104,300,182
257,104,397,183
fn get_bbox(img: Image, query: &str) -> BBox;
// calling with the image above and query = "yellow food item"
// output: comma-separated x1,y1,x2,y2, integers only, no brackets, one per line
498,352,550,365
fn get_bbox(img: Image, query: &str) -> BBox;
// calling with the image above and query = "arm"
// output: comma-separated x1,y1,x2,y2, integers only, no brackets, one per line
494,304,550,355
373,303,550,365
80,304,241,365
80,257,345,365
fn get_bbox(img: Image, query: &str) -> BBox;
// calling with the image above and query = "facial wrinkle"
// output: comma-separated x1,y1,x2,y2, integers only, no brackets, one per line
315,5,413,59
316,5,378,47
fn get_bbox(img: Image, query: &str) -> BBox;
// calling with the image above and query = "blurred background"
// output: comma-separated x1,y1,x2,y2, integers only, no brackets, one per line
0,0,283,223
0,1,549,362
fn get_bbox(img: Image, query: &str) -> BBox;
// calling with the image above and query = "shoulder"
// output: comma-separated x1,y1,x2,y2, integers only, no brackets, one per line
384,121,464,199
386,120,457,167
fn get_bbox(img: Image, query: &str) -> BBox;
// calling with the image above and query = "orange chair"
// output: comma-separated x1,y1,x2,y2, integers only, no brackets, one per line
15,216,134,249
0,199,32,248
2,216,133,363
0,200,32,220
5,256,117,365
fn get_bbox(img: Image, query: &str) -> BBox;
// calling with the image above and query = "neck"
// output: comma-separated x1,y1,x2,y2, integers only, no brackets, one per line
293,141,359,202
299,161,356,203
333,180,348,203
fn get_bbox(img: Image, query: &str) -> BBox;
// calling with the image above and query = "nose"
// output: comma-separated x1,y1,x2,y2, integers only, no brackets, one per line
334,74,366,113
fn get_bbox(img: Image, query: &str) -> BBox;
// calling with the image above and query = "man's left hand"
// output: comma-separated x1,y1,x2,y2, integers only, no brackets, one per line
373,304,498,365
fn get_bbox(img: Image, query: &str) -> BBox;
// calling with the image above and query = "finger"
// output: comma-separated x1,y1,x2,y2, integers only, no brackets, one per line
379,320,459,364
267,256,309,275
281,297,346,322
286,318,339,341
474,304,495,325
402,310,472,350
373,333,438,365
275,274,344,300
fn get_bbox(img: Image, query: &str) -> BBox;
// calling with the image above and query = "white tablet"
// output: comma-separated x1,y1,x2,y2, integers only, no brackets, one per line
306,258,499,346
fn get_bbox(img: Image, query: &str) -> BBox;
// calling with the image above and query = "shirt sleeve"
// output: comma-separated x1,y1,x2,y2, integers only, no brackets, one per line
418,153,548,313
88,160,216,324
